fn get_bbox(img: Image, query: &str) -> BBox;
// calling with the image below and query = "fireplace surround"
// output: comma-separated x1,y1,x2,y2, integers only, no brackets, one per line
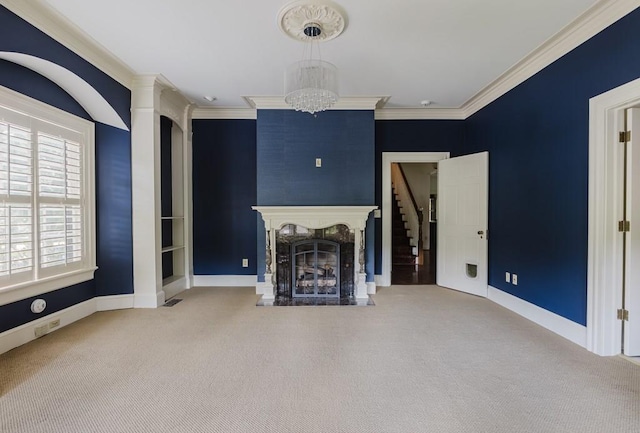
253,206,377,303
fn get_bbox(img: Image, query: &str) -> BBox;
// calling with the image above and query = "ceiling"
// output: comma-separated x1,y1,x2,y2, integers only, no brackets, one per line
37,0,599,109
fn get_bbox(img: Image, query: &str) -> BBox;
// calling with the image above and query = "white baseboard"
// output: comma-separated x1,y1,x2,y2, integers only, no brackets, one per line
96,294,134,311
193,275,257,287
375,275,390,287
163,276,188,300
367,282,377,294
0,298,96,355
488,286,587,348
134,291,165,308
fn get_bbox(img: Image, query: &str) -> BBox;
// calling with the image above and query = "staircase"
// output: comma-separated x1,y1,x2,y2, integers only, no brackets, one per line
392,187,417,265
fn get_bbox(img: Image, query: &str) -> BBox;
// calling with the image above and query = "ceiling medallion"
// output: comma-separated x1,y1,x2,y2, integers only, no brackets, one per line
278,0,347,42
279,1,347,114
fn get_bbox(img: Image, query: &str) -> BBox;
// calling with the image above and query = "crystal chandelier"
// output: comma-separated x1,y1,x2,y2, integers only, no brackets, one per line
284,24,338,114
279,1,346,114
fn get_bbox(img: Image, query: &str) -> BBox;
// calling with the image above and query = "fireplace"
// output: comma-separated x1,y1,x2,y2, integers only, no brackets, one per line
275,224,354,299
253,206,377,303
293,240,340,297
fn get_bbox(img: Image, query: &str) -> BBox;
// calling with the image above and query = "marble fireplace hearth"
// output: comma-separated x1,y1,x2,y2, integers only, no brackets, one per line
253,206,377,305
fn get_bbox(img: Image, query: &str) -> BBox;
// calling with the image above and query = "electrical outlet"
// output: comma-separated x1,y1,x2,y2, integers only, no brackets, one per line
34,324,48,338
242,258,248,268
505,272,511,283
49,319,60,330
315,158,322,168
512,274,518,285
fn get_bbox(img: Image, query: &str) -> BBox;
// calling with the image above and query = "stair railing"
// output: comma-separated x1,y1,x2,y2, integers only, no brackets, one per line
391,164,424,264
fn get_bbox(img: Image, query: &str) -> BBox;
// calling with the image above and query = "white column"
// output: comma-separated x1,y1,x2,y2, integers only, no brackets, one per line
131,76,164,308
184,105,195,289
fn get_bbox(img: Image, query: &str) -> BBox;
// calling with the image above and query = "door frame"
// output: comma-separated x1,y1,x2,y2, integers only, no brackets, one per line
588,77,640,356
380,152,449,287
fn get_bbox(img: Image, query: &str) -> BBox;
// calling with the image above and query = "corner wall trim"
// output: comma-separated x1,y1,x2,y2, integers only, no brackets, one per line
488,286,587,348
96,294,134,311
193,275,258,287
0,298,96,355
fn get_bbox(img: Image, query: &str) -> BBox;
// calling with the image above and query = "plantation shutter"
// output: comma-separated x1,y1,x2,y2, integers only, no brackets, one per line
0,88,95,296
0,102,87,286
38,133,84,274
0,120,34,283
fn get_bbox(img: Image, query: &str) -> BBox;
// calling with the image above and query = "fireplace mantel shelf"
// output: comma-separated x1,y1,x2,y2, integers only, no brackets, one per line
252,206,377,230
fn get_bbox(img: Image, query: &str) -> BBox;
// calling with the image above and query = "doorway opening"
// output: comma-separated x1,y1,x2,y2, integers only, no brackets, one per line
390,162,438,284
381,152,449,287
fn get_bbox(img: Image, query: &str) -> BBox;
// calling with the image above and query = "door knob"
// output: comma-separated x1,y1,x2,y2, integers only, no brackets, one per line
477,230,484,235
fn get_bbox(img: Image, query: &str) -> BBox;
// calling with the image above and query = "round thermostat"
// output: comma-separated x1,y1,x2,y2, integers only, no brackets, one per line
31,299,46,314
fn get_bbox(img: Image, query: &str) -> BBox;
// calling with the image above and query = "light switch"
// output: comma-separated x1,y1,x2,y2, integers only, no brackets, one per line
315,158,322,167
242,258,248,268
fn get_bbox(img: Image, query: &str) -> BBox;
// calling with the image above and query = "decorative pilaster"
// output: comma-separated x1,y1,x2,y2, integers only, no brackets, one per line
262,229,275,300
355,228,368,299
265,230,272,274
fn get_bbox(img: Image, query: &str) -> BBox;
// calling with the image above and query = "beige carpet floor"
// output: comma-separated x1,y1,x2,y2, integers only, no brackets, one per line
1,285,639,433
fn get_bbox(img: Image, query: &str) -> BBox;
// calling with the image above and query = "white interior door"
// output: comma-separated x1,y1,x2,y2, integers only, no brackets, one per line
437,152,488,297
624,108,640,355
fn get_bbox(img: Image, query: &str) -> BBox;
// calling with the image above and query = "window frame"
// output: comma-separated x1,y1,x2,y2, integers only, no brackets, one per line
0,85,96,307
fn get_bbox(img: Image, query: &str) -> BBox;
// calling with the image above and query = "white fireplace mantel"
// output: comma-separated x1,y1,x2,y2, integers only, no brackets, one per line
252,205,377,302
252,206,377,231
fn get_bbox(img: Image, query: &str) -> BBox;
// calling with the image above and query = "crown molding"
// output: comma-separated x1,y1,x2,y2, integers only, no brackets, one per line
249,0,640,120
375,108,465,120
461,0,640,118
244,96,388,110
2,0,135,89
4,0,635,119
191,106,467,120
192,107,257,120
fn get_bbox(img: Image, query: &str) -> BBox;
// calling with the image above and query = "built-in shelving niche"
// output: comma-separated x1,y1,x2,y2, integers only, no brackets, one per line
161,116,186,296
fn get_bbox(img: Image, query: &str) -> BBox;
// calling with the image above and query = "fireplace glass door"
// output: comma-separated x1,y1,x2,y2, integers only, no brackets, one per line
292,240,339,297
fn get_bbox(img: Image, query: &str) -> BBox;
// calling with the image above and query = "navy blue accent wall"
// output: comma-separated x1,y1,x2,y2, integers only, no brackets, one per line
463,8,640,325
0,281,95,333
257,110,375,205
192,119,257,275
0,6,133,329
256,110,376,281
374,120,465,273
94,123,133,297
0,6,130,128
